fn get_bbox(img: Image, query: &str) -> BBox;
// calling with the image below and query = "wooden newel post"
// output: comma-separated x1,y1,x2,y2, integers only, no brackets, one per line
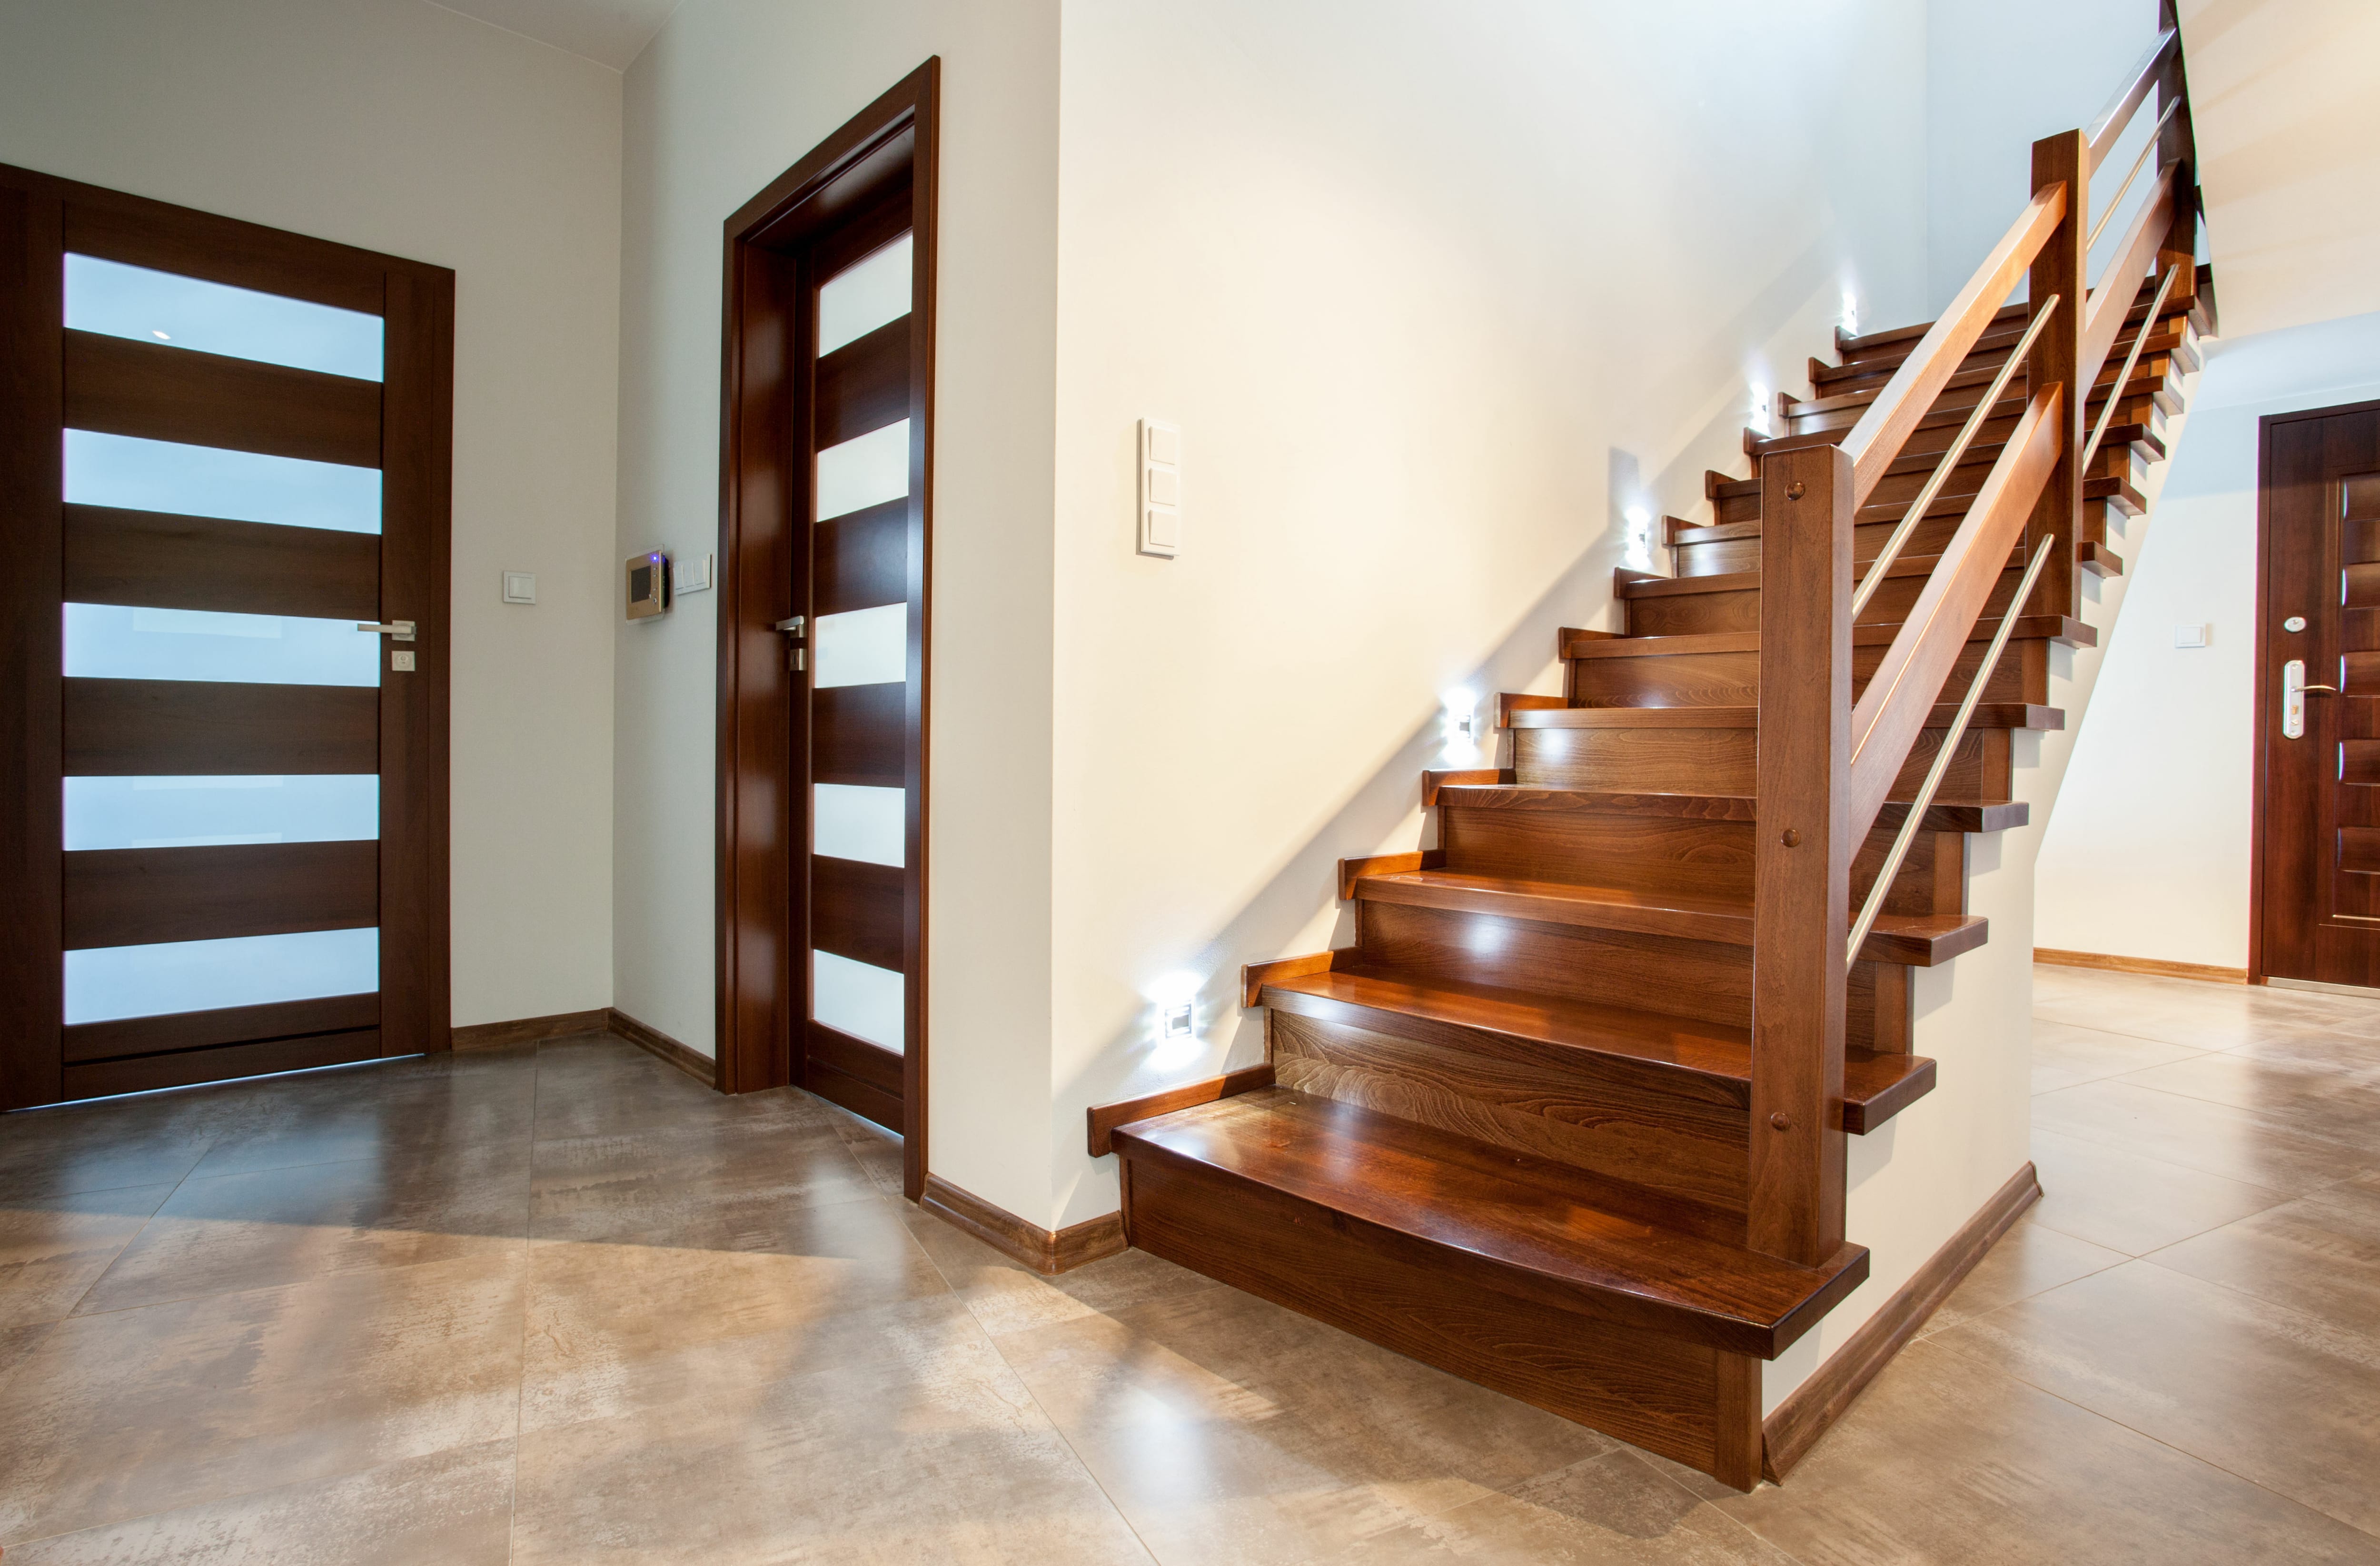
1749,442,1851,1267
2157,28,2198,310
2025,129,2087,622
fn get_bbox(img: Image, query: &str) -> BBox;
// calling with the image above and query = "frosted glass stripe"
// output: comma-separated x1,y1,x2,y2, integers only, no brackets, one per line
66,775,378,851
65,927,378,1024
813,783,904,867
812,949,903,1051
67,254,383,381
817,233,912,356
813,604,906,689
66,430,381,535
815,419,909,522
65,603,380,687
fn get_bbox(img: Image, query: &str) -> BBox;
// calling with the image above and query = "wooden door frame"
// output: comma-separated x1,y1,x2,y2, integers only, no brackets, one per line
715,61,938,1200
2247,396,2380,985
0,164,452,1108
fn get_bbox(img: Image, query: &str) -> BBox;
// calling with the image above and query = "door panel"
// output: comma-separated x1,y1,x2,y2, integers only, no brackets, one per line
1,163,450,1106
2258,405,2380,984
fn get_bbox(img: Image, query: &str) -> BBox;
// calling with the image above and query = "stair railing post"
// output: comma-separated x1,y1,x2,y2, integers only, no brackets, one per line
1748,443,1853,1267
2025,130,2087,623
2156,22,2199,312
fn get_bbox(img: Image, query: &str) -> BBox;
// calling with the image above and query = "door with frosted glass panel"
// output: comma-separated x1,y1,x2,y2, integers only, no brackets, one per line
793,208,919,1132
0,166,452,1107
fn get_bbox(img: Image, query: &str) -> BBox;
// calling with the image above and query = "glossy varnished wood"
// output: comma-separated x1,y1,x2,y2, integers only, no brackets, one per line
63,840,378,949
63,678,378,775
62,329,381,468
62,1029,382,1101
64,505,380,620
1086,1063,1277,1156
60,991,379,1065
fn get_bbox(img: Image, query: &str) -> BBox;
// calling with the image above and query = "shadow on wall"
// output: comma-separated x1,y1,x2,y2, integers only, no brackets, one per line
1053,239,1856,1206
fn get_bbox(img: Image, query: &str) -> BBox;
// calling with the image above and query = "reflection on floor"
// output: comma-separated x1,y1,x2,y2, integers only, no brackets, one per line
3,966,2380,1561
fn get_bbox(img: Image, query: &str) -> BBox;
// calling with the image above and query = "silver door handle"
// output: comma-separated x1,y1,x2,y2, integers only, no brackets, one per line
357,620,416,642
773,616,806,637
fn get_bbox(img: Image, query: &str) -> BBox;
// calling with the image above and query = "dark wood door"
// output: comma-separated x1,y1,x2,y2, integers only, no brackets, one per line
2256,400,2380,987
0,166,452,1107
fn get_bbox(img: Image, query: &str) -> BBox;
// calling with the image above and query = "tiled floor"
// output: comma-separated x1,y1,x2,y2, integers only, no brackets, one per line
4,967,2380,1562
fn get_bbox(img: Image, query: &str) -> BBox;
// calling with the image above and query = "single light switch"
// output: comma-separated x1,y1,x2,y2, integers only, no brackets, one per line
1138,417,1181,559
502,571,536,605
1146,423,1180,465
1148,466,1180,506
2174,624,2208,648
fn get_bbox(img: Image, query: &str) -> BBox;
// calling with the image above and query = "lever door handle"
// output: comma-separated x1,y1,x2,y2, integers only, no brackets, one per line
2304,684,2340,694
773,616,806,638
357,620,417,642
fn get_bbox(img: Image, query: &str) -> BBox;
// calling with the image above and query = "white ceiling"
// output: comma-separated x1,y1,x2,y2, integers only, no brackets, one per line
427,0,680,71
2180,0,2380,338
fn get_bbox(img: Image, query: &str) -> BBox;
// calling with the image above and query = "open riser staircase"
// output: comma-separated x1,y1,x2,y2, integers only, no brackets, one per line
1099,21,2209,1491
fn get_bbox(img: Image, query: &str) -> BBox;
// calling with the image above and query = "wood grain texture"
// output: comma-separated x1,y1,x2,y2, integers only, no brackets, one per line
64,505,380,620
2026,129,2087,623
808,1020,903,1097
450,1009,610,1051
63,840,377,949
63,677,378,775
813,497,906,616
1761,1162,2041,1481
814,315,910,446
921,1173,1128,1276
810,853,905,971
62,1029,382,1100
63,992,379,1065
63,329,381,468
2033,948,2248,984
1240,950,1339,1007
1086,1063,1276,1156
607,1006,718,1087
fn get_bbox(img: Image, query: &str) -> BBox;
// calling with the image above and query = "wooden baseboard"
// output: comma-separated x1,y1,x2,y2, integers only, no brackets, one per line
1761,1161,2041,1483
450,1008,610,1051
1086,1065,1274,1156
606,1007,718,1088
2034,948,2247,985
920,1174,1128,1276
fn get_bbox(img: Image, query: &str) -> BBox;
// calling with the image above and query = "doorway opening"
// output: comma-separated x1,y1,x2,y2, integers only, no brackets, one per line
716,62,939,1201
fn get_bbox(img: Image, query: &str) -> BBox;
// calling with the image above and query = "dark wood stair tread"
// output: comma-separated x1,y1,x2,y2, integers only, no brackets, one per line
1431,783,2027,835
1561,618,2094,657
1350,867,1988,965
1260,966,1936,1133
1504,703,2063,733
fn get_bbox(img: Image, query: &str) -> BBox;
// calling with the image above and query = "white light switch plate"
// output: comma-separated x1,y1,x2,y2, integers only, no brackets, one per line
501,570,536,604
1138,418,1181,559
674,553,714,594
2174,623,2208,648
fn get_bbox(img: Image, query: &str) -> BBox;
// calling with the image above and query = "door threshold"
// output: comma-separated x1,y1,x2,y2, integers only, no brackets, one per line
2265,975,2380,1000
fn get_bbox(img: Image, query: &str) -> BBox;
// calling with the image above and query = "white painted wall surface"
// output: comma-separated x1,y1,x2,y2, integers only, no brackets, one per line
2038,311,2380,969
612,1,1062,1222
0,0,624,1028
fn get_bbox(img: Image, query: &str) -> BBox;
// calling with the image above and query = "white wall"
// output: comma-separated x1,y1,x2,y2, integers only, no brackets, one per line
2038,310,2380,968
0,0,624,1029
612,0,1063,1223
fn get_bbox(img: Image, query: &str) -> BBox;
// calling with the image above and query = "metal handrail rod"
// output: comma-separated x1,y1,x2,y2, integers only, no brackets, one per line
2081,265,2182,474
2086,98,2181,254
1850,297,2061,621
1846,538,2055,969
2086,28,2180,172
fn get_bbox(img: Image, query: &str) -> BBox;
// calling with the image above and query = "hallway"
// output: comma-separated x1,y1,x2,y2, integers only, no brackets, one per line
2,965,2378,1563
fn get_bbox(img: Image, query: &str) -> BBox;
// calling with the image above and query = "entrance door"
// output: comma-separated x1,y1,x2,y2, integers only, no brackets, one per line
0,167,452,1107
2256,399,2380,987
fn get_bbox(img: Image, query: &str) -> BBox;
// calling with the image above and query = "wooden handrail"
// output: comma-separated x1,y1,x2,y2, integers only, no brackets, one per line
1838,184,2066,511
1844,385,2063,845
2080,166,2178,392
2087,28,2180,174
2085,98,2180,253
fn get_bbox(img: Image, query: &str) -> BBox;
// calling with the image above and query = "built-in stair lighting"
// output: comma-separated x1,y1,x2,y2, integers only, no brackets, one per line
1624,506,1656,570
1841,288,1860,338
1442,688,1480,757
1748,383,1773,438
1143,970,1204,1057
1162,1002,1193,1039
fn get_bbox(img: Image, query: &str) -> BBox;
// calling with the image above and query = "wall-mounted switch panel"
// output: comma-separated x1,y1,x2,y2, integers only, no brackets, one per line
501,570,536,604
1139,418,1182,558
2174,623,2208,648
674,553,714,594
391,650,417,673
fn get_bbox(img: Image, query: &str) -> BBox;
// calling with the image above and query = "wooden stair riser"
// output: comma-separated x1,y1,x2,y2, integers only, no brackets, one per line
1569,636,2050,710
1779,355,2181,445
1118,1150,1767,1486
1833,294,2201,368
1511,724,2012,804
1268,1007,1750,1234
1813,317,2191,398
1355,900,1908,1051
1438,804,1964,918
1623,561,2023,638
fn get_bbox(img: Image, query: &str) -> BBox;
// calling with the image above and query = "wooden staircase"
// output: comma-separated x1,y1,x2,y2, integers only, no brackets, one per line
1094,22,2209,1493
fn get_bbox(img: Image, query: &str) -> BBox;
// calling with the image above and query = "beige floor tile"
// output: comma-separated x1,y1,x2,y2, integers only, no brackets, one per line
0,1097,236,1203
2148,1172,2380,1339
0,1183,173,1327
1717,1334,2380,1564
2030,968,2380,1052
186,1059,539,1181
75,1141,530,1315
2119,1050,2380,1154
3,1437,516,1566
513,1330,1151,1565
991,1282,1612,1566
1310,1448,1795,1564
2028,1016,2204,1095
2031,1077,2376,1194
0,1248,525,1543
2028,1125,2290,1254
901,1197,1227,1336
1931,1258,2380,1536
528,1036,826,1141
530,1119,880,1243
1918,1211,2126,1337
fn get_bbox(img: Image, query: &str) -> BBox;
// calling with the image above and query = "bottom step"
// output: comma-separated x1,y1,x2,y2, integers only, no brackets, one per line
1113,1088,1869,1490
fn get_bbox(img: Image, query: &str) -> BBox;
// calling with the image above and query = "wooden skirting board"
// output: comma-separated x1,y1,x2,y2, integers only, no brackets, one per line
1759,1161,2041,1482
1086,1064,1276,1155
2033,947,2247,985
921,1174,1127,1276
450,1006,717,1088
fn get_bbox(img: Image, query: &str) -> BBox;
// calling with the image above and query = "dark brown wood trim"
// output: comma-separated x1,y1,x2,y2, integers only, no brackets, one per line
1760,1160,2041,1482
607,1007,719,1088
1338,849,1446,902
1241,951,1340,1008
2033,947,2247,985
920,1173,1128,1276
450,1008,611,1051
1086,1064,1276,1156
62,1029,382,1100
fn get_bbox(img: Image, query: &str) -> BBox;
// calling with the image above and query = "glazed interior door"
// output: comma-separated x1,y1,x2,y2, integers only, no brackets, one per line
792,201,921,1131
0,167,451,1106
2259,402,2380,987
